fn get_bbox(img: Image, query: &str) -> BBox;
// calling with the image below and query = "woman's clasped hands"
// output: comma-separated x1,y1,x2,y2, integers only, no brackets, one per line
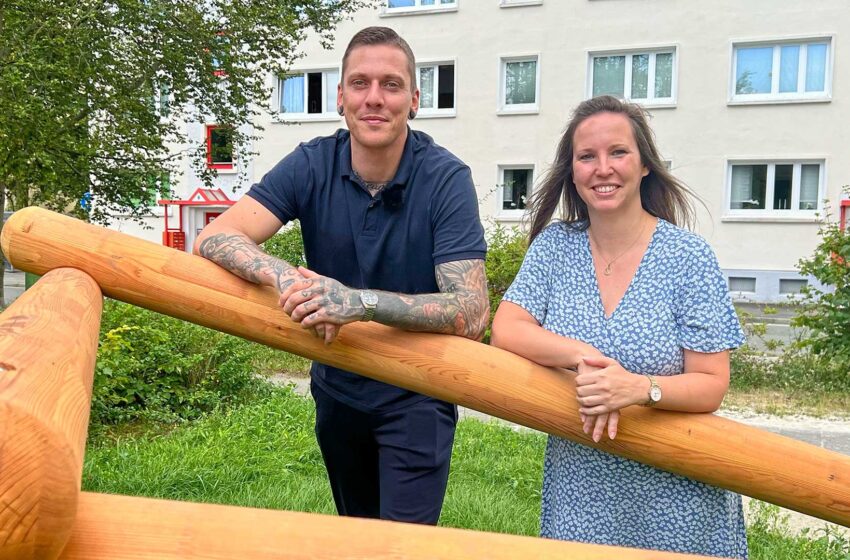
575,355,648,443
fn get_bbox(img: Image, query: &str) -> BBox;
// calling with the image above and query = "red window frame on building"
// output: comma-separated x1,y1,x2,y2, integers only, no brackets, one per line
206,125,234,170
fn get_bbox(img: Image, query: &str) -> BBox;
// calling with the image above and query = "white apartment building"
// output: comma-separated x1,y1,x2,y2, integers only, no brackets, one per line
130,0,849,303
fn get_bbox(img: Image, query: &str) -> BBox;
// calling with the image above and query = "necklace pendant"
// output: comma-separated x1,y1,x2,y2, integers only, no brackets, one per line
603,263,612,276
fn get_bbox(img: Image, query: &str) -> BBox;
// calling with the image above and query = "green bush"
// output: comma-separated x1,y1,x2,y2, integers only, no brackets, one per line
260,218,530,338
794,201,850,368
263,221,306,268
484,224,528,337
731,345,850,395
93,299,268,426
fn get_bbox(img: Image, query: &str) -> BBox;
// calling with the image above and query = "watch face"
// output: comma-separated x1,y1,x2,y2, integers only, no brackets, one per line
650,386,662,402
361,291,379,306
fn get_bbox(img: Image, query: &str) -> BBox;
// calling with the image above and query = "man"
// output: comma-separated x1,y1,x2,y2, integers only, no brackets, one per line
194,27,488,525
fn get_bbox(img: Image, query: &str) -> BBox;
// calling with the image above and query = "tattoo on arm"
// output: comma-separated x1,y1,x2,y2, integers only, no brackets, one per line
374,259,490,340
198,233,300,291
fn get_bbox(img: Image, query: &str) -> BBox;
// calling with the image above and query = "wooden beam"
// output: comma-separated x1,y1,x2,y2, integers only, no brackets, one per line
58,492,717,559
3,207,849,527
0,268,102,560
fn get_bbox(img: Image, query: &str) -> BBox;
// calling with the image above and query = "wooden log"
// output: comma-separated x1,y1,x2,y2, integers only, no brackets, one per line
0,268,102,560
2,207,849,527
58,492,717,559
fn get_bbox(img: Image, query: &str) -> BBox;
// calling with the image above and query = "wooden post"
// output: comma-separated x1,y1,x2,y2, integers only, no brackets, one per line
3,207,849,527
58,492,718,560
0,268,102,560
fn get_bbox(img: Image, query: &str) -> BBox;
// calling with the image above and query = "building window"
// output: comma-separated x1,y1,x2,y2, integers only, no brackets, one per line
727,161,823,217
731,39,831,103
384,0,456,14
498,165,533,218
728,277,756,293
588,48,676,105
206,125,234,170
779,279,808,295
499,56,540,114
210,32,229,77
131,173,170,210
416,62,455,117
279,69,339,118
151,84,170,118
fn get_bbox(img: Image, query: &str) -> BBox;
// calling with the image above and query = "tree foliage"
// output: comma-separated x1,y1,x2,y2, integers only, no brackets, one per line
0,0,367,222
793,196,850,366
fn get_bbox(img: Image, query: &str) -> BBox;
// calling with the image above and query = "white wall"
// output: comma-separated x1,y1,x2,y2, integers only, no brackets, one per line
250,1,850,301
134,0,850,301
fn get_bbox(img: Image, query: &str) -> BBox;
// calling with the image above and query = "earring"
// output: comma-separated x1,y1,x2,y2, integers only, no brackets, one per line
337,106,344,116
408,109,417,120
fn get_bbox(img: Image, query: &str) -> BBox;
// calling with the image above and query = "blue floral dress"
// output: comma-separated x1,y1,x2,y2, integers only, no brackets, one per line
503,219,748,559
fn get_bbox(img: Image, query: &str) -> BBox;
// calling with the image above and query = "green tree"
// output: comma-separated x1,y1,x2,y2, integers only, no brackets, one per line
794,196,850,367
0,0,368,301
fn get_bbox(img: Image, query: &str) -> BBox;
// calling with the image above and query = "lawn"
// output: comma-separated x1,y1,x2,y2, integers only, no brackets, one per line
82,386,849,560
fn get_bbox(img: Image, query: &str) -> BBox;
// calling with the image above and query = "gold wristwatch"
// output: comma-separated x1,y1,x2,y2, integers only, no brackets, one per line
645,375,662,407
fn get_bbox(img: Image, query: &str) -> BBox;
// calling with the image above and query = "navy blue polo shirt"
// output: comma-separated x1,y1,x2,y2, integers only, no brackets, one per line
247,129,486,413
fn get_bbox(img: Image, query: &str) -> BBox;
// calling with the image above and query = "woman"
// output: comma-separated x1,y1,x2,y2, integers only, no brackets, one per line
490,96,747,558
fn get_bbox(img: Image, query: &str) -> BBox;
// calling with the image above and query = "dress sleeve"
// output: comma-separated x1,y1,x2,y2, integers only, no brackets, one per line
502,226,556,325
676,238,746,352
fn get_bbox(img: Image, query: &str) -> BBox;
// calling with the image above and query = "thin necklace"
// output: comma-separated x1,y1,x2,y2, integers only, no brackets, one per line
588,217,649,276
352,169,389,197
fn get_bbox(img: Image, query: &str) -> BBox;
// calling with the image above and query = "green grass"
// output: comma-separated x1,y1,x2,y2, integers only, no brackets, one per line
83,387,849,559
723,388,850,418
83,387,333,513
83,387,545,530
248,344,311,378
747,502,850,560
441,418,544,535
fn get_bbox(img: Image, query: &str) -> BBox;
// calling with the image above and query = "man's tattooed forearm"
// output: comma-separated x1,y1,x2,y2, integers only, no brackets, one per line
375,259,489,340
198,233,298,290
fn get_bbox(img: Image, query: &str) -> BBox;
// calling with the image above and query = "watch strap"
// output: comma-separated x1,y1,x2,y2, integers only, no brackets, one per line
645,375,661,407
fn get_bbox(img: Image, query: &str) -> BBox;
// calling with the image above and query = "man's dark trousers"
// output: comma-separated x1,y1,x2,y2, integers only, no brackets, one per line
311,382,458,524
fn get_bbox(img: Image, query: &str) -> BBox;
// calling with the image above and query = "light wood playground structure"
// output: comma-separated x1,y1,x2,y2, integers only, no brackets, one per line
0,207,848,560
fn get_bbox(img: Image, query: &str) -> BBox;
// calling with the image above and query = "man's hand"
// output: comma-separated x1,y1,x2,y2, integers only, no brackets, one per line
277,259,490,344
279,267,364,344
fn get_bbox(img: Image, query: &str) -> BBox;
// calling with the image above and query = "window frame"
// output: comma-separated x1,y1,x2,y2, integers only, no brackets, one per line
205,125,235,172
498,54,541,115
586,45,678,107
728,36,833,105
381,0,458,16
723,159,826,221
415,58,457,119
496,164,535,220
500,0,543,7
116,173,171,217
151,83,170,120
276,66,341,123
728,276,757,296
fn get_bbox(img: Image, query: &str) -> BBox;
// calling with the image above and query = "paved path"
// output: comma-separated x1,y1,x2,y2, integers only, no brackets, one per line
735,303,804,354
2,269,24,306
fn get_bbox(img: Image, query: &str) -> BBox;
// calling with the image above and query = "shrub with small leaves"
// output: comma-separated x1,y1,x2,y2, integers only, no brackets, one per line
793,198,850,369
92,300,266,425
484,224,528,339
263,221,306,268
